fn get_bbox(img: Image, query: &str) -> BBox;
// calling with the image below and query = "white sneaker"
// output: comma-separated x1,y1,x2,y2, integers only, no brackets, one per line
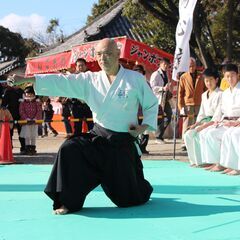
155,139,166,144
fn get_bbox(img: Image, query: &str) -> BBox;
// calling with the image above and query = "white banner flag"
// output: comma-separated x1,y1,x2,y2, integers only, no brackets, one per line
172,0,198,80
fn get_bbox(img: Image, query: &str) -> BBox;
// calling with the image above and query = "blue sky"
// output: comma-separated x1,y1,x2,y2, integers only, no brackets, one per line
0,0,98,38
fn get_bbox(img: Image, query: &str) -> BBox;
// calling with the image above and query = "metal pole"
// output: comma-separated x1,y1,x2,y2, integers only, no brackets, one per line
173,80,180,160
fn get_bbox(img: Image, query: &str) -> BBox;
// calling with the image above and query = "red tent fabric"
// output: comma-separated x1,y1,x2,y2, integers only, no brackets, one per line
71,37,173,72
25,51,72,76
25,36,173,76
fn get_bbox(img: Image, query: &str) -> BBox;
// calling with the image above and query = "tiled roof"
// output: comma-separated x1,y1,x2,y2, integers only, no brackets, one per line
31,0,155,59
0,59,20,76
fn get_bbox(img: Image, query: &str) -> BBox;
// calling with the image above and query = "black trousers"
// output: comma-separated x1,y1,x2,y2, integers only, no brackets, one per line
44,124,153,213
156,101,172,140
10,123,25,151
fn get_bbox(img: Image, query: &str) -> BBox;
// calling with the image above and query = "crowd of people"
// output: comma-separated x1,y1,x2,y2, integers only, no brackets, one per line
1,55,239,165
183,63,240,176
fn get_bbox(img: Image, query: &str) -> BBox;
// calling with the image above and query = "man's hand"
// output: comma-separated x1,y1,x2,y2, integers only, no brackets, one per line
128,124,148,138
7,74,35,86
163,84,169,91
180,107,186,116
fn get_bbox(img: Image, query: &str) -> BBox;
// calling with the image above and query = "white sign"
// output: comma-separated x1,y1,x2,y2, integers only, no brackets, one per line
172,0,198,80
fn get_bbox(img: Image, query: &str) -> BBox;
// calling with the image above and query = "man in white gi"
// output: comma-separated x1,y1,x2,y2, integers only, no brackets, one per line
184,68,222,167
9,38,158,215
199,64,240,172
220,120,240,175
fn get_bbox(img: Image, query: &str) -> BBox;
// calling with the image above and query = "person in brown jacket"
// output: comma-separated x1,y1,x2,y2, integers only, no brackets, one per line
178,58,205,151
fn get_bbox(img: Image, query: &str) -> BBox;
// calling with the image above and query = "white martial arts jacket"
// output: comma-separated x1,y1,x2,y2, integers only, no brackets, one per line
35,66,158,132
196,87,222,122
220,81,240,119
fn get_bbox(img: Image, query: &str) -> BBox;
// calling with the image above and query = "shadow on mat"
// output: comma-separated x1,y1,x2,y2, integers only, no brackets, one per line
0,184,45,191
93,185,240,195
77,197,240,219
152,185,240,195
13,152,56,164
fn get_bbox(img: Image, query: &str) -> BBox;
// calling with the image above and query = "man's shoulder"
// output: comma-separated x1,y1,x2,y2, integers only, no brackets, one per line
123,68,145,80
150,70,159,78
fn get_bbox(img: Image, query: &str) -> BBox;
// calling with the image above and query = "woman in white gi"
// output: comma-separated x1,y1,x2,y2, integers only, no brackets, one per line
199,64,240,172
184,68,222,167
219,120,240,175
9,39,158,215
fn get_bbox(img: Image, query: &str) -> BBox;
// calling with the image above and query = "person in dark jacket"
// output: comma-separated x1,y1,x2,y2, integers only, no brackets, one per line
42,98,58,137
2,85,26,153
58,97,73,138
72,58,93,135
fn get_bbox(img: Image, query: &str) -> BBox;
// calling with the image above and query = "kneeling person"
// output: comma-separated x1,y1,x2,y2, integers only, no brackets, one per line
10,38,158,214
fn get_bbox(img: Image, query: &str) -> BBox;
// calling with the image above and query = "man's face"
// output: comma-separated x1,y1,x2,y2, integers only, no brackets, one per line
224,71,239,88
95,40,120,74
75,61,87,73
160,61,169,71
189,60,196,73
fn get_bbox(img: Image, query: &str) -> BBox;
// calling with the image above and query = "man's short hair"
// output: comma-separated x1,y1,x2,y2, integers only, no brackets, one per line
75,58,87,65
160,58,170,64
202,68,219,79
24,86,35,94
133,64,145,75
222,63,238,74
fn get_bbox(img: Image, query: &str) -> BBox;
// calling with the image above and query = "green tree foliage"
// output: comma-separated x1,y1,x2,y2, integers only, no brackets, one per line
87,0,240,66
0,26,27,62
46,18,64,45
23,38,41,58
122,1,176,54
87,0,120,23
206,0,240,62
0,26,41,61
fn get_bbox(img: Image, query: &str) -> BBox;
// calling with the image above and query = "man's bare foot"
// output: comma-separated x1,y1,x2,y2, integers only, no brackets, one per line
190,164,197,167
204,164,215,170
210,165,225,172
221,168,232,174
199,164,212,168
53,205,69,215
227,170,240,176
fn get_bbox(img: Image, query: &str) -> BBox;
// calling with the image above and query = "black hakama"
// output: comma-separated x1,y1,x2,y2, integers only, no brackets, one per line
44,123,153,213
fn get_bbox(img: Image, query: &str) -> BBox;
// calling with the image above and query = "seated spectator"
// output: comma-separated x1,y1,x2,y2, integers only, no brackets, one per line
220,120,240,175
199,64,240,172
184,68,222,167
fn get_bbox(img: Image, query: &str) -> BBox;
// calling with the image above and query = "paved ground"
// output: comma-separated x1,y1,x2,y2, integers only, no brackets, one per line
12,132,189,164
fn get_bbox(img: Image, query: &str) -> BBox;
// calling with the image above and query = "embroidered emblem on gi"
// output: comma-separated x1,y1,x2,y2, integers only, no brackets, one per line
117,89,128,99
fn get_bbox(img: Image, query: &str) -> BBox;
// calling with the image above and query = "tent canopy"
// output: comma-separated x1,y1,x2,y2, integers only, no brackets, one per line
25,36,173,76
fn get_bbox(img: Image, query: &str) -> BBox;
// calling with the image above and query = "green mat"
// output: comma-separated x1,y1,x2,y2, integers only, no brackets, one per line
0,161,240,240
